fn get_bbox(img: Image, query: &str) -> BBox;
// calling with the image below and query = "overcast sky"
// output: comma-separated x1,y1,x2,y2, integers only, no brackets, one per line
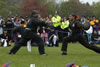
80,0,100,4
56,0,100,5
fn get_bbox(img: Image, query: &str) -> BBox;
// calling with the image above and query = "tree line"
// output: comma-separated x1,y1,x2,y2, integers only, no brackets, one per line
0,0,100,18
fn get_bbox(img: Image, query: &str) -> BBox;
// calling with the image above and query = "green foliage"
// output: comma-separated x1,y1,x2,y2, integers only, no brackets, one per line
0,1,8,17
40,0,57,16
92,2,100,18
59,1,93,17
46,2,57,15
40,0,100,18
0,0,100,18
0,0,22,17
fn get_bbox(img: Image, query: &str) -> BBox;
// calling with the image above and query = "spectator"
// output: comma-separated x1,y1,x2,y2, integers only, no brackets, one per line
92,16,99,34
0,16,3,35
48,26,58,47
85,25,93,44
14,18,20,27
91,30,100,44
5,16,14,40
0,30,11,47
40,27,49,45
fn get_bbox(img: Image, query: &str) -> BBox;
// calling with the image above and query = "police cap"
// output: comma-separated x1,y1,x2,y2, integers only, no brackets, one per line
32,10,39,15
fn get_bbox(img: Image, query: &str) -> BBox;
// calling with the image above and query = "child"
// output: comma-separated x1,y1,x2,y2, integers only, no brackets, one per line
48,26,58,47
0,30,11,47
40,27,49,44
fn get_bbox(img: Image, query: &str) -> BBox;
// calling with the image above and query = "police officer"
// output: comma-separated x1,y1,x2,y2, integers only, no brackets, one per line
60,17,70,38
60,20,69,30
51,11,61,29
9,10,48,55
61,14,100,55
51,11,62,42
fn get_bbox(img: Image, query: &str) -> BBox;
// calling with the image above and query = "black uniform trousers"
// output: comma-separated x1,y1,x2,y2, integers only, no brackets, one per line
9,29,45,54
61,34,100,54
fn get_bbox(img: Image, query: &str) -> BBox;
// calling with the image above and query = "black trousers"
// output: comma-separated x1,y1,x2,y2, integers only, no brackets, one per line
61,34,100,54
9,29,45,54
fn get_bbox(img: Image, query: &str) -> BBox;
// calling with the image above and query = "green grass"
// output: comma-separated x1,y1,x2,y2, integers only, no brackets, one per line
0,43,100,67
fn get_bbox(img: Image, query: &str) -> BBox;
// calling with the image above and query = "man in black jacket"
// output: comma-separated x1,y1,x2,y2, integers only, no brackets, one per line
11,21,25,42
9,10,48,55
61,14,100,55
5,16,14,40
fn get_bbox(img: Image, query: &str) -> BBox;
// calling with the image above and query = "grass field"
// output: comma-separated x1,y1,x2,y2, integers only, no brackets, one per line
0,43,100,67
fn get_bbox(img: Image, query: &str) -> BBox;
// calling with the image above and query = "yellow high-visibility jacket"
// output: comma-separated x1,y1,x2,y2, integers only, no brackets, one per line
61,20,70,30
51,15,61,27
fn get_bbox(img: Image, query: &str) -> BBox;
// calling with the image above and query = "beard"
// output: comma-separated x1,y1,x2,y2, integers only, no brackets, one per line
34,16,38,18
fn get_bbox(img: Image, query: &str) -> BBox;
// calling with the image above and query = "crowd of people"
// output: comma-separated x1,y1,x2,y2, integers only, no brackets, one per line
0,10,100,55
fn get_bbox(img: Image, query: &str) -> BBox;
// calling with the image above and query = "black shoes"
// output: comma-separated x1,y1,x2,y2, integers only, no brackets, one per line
40,53,48,56
8,52,15,55
61,52,67,55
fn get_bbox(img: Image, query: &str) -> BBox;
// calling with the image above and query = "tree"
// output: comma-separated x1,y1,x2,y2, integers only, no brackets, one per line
0,0,21,17
21,0,48,17
59,0,94,17
92,2,100,18
45,2,57,15
40,0,57,16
